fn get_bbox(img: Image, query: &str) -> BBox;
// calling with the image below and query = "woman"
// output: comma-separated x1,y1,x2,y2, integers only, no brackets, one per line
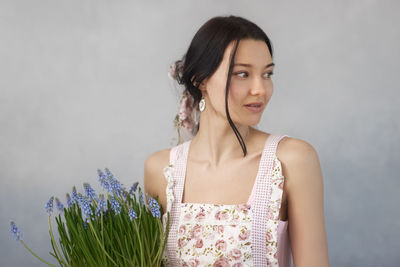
144,15,330,266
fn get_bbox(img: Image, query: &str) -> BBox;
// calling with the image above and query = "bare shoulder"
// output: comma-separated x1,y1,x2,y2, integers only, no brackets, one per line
276,136,323,195
277,136,330,266
276,136,319,164
143,147,171,212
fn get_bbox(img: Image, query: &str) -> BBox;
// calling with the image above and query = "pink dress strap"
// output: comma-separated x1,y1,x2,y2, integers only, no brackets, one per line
165,141,191,266
251,134,289,266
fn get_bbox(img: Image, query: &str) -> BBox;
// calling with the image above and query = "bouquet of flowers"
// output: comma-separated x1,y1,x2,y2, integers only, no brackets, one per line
9,168,169,267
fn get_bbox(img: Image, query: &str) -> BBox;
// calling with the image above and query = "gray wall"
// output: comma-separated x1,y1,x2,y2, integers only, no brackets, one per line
1,0,399,266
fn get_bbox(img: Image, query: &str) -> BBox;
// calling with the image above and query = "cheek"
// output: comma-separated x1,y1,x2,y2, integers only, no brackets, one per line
228,85,246,103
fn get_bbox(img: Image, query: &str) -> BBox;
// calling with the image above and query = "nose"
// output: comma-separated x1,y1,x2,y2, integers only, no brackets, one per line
250,76,270,96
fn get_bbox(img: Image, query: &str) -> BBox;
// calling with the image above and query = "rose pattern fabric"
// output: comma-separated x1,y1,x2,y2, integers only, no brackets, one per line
162,154,287,266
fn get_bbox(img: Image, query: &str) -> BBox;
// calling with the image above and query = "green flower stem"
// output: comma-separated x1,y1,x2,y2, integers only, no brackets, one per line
48,216,67,266
54,215,71,265
20,240,58,267
133,219,145,267
100,211,106,265
88,220,117,266
152,220,167,266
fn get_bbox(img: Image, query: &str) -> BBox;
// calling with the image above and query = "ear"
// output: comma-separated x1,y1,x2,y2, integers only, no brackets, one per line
197,78,208,93
191,75,208,93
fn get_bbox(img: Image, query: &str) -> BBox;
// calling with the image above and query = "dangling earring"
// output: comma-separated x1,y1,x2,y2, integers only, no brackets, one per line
199,97,205,112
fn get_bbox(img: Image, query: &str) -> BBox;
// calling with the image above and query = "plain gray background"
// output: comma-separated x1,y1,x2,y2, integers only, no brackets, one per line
1,0,399,266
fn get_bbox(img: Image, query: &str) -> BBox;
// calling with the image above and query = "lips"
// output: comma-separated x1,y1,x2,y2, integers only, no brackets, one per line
244,102,264,113
244,102,263,107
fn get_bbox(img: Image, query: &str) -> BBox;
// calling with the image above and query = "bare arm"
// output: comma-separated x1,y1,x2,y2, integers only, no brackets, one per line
279,138,330,267
143,149,170,214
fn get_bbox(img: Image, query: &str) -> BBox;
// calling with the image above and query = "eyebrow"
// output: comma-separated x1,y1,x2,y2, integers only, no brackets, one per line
233,62,275,68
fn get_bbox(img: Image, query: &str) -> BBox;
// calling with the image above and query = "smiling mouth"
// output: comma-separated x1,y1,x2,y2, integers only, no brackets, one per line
244,103,263,108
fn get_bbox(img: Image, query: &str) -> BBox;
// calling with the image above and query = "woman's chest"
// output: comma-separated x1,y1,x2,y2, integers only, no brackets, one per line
182,158,260,205
174,203,254,266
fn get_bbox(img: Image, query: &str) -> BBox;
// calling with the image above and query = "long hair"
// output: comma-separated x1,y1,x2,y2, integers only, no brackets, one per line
172,15,274,157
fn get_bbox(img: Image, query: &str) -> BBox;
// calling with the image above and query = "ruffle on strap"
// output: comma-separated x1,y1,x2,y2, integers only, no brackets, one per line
163,163,175,214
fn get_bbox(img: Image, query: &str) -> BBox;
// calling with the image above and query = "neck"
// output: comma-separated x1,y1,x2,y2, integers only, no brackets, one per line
190,108,253,168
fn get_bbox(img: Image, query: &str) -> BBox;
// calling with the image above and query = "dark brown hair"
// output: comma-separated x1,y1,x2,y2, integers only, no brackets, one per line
172,15,274,156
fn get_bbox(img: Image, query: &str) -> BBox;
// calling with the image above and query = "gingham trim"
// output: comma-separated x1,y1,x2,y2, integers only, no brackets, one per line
165,140,191,266
251,134,289,266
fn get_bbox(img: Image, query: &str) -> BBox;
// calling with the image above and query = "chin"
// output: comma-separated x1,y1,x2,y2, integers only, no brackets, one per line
242,119,261,127
233,115,262,127
248,121,260,127
249,115,262,125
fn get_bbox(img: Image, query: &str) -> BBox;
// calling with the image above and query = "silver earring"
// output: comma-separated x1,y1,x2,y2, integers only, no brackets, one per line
199,97,205,112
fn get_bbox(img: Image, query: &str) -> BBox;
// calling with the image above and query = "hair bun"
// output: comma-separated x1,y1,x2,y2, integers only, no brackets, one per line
168,60,184,83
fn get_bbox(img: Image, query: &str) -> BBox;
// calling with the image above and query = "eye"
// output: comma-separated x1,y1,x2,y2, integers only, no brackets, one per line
264,71,274,79
234,71,248,78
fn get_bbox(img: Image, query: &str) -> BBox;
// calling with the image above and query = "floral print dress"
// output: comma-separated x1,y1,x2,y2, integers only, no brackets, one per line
162,134,292,267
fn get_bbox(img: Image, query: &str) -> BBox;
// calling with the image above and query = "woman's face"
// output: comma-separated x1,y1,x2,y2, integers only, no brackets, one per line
201,39,274,126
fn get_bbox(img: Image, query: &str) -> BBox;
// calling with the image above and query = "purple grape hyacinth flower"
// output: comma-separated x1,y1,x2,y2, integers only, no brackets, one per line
110,196,121,215
122,189,130,200
147,196,161,218
71,186,79,205
97,168,111,192
128,207,137,221
66,193,73,208
55,197,64,212
104,168,124,197
83,183,98,202
45,196,54,216
129,182,139,195
10,221,22,241
138,189,144,205
95,194,107,216
78,194,93,222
